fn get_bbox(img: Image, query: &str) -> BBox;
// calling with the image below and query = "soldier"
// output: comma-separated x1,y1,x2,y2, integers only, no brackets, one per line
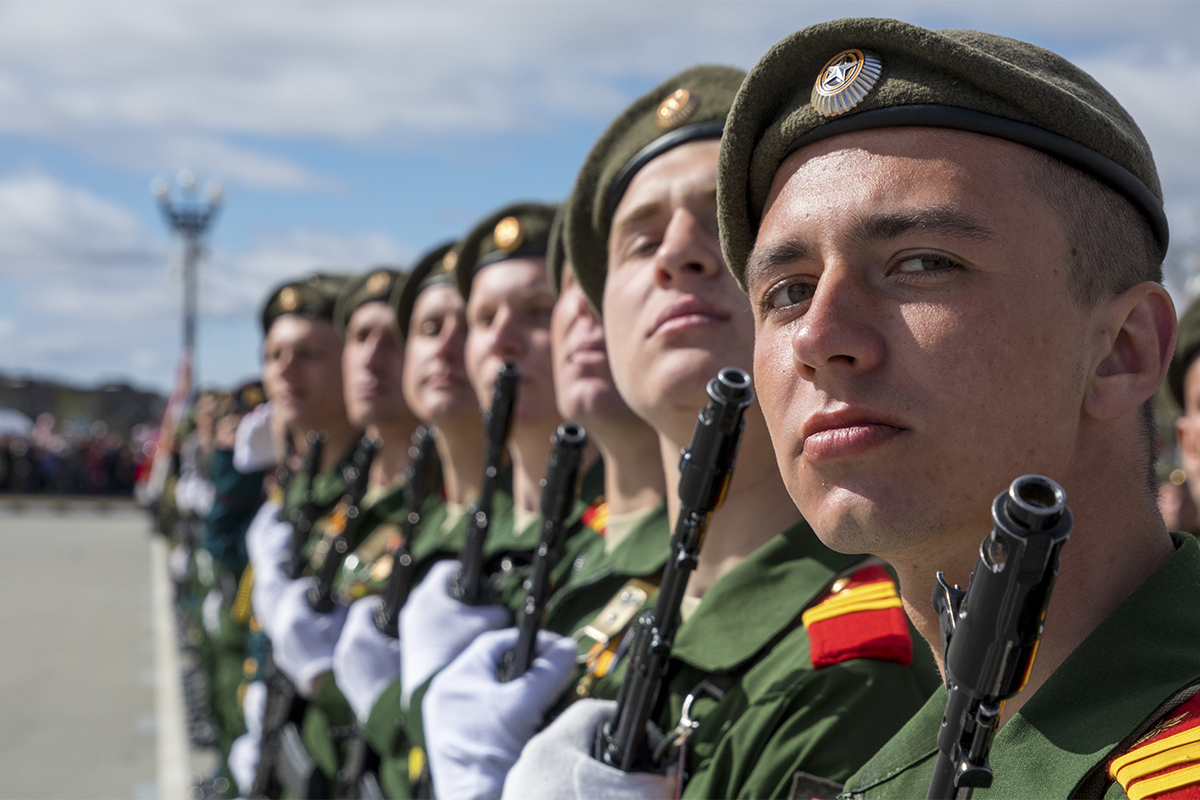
503,65,939,799
716,18,1200,798
420,209,670,798
271,267,424,793
228,272,361,798
397,203,583,778
352,241,488,799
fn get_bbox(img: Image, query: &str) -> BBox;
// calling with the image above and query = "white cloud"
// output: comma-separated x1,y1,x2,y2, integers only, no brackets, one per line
0,172,415,388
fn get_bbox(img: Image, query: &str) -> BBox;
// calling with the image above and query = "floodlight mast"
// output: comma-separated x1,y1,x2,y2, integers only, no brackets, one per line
152,169,222,390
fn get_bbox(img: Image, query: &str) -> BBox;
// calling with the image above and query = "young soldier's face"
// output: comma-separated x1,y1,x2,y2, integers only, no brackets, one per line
603,139,755,429
747,128,1089,559
342,301,407,429
262,314,348,435
402,284,476,424
464,258,559,425
550,267,627,424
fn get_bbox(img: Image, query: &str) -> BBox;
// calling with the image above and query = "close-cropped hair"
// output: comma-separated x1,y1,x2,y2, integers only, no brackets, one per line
1027,151,1164,496
1025,150,1162,308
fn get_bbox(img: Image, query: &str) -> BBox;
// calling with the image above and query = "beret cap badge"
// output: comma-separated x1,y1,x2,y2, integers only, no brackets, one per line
366,270,391,295
493,216,524,252
811,49,882,117
656,88,699,130
279,286,299,311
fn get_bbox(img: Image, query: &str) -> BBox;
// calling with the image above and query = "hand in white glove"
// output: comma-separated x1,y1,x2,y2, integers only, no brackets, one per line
333,596,401,722
246,501,294,627
202,588,224,638
234,401,276,473
425,628,578,800
268,579,348,697
228,681,268,796
501,699,676,800
399,560,511,709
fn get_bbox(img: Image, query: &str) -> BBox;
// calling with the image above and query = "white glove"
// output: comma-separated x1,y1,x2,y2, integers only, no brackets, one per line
234,402,276,473
202,588,224,638
333,596,401,722
228,681,268,796
425,628,578,800
501,699,676,800
246,501,294,628
167,543,191,584
268,579,348,698
399,560,511,709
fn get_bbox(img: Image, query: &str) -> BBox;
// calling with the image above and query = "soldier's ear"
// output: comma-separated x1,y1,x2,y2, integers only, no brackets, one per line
1083,282,1176,422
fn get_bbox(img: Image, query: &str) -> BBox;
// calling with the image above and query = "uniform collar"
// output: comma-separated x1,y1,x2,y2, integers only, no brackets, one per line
671,519,861,674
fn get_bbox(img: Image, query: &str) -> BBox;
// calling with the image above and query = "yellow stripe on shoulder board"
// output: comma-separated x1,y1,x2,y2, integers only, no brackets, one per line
1111,723,1200,798
1126,762,1200,800
801,581,902,627
1111,720,1200,776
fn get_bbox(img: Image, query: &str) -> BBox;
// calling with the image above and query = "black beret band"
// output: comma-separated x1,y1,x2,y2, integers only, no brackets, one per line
607,119,727,222
780,104,1169,253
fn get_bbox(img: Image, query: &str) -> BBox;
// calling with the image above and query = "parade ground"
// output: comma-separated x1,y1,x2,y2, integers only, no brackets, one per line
0,500,191,800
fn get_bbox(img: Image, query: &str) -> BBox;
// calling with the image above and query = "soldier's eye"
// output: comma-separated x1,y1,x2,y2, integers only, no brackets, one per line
765,281,814,311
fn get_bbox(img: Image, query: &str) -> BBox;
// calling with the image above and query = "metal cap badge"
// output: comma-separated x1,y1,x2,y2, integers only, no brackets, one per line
279,286,299,311
494,216,524,253
656,88,699,130
811,49,882,117
366,270,391,295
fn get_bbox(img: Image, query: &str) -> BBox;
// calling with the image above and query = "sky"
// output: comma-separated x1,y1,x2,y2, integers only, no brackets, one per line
1,0,1199,395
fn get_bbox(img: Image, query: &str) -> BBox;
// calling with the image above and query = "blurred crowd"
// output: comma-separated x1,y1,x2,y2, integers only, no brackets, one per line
0,413,152,496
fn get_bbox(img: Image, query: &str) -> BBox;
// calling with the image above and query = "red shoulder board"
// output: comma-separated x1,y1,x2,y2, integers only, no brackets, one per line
1109,692,1200,800
582,501,608,535
801,565,911,669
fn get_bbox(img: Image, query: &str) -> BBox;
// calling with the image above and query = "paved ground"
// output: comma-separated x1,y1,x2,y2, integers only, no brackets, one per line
0,503,178,799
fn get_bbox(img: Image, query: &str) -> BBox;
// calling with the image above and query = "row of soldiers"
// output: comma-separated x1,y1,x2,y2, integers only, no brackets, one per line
173,16,1200,800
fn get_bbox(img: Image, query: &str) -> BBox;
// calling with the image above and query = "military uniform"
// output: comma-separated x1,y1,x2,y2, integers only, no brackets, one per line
714,15,1193,800
579,521,940,798
842,534,1200,800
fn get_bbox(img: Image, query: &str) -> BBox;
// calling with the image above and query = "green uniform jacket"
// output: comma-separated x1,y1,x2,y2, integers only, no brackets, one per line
544,500,671,639
591,521,942,799
841,533,1200,800
300,481,409,786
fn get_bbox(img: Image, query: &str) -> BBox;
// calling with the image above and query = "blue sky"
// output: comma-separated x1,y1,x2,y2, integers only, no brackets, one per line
1,0,1198,394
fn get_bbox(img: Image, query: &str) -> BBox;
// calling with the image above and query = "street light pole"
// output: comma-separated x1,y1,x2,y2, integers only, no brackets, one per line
152,169,222,388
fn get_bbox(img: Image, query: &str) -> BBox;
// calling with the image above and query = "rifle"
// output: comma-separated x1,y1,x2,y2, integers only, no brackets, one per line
306,435,380,613
596,367,754,772
374,425,440,637
449,362,519,605
498,423,588,682
926,475,1073,800
283,431,326,579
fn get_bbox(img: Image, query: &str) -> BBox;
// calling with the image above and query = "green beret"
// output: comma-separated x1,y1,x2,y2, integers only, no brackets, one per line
334,267,406,338
565,65,746,313
1169,296,1200,407
391,241,456,343
454,202,559,302
547,204,568,296
260,273,352,335
717,17,1168,286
